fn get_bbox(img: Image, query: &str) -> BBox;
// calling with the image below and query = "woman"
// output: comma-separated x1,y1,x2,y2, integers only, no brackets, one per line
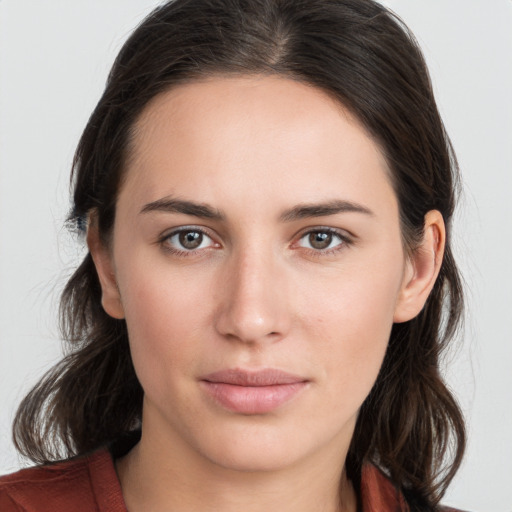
0,0,467,510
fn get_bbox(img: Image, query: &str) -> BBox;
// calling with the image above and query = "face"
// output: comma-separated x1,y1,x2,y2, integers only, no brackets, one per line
90,75,439,473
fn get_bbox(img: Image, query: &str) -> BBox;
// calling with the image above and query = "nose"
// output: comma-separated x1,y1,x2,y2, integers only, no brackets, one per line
214,248,291,345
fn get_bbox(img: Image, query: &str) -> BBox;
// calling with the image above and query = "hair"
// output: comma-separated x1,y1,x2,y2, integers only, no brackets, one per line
13,0,465,510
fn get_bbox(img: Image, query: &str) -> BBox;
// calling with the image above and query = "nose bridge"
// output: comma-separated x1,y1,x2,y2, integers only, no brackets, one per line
215,241,289,343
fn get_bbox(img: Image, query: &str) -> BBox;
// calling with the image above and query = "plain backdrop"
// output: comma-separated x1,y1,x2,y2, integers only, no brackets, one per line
0,1,511,511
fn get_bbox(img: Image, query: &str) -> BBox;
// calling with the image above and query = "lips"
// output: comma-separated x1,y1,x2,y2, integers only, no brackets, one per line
200,368,309,414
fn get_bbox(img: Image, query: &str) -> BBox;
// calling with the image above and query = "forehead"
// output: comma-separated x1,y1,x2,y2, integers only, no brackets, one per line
131,75,369,159
121,75,396,217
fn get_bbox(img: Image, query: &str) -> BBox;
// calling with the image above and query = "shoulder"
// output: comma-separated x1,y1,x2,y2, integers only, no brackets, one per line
360,465,470,512
0,447,126,512
0,454,97,512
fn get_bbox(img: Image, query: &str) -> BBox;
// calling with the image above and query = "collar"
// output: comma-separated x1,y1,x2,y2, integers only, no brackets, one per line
360,464,408,512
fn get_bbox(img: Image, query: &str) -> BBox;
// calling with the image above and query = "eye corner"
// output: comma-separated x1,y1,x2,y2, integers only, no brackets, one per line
292,226,354,255
159,225,221,256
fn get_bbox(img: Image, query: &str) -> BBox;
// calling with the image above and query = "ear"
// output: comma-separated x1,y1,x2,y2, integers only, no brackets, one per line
86,213,125,320
393,210,445,323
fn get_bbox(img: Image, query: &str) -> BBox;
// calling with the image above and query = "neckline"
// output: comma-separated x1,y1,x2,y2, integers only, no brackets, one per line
92,430,404,512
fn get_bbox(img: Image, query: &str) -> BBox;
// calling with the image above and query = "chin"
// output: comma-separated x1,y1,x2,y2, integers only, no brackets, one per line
185,416,346,474
202,436,305,473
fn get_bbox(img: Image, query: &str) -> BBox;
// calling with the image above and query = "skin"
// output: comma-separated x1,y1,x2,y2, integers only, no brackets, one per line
88,75,445,512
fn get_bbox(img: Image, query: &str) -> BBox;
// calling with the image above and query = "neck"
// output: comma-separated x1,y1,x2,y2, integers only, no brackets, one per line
116,425,357,512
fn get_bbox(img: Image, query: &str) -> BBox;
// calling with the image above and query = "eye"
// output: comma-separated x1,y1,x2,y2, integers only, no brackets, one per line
163,228,217,252
297,229,346,251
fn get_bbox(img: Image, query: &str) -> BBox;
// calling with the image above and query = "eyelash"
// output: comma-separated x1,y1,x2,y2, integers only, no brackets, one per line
158,226,219,257
158,226,353,258
295,227,352,257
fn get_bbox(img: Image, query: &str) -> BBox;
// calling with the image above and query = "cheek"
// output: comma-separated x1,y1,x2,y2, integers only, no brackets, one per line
116,261,213,391
297,256,403,403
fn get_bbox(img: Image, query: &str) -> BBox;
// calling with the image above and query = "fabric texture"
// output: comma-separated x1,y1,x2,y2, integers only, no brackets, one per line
0,448,126,512
0,447,466,512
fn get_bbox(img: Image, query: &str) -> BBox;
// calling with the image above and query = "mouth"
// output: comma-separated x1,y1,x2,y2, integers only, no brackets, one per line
200,368,309,414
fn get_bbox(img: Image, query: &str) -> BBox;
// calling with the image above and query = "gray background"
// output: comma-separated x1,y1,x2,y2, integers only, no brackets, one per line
1,1,511,510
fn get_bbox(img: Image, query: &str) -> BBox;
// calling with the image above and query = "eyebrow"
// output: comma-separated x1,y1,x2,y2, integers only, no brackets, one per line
279,200,374,222
140,197,225,220
140,196,373,222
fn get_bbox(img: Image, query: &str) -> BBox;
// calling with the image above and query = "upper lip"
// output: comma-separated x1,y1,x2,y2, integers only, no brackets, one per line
201,368,308,386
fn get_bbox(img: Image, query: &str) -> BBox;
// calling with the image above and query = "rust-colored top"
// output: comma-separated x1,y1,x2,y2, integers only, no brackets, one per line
0,448,464,511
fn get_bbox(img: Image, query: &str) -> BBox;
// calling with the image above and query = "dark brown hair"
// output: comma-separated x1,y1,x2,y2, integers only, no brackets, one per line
13,0,465,509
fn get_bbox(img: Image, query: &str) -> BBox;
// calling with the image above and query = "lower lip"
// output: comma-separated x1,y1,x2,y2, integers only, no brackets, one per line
201,381,308,414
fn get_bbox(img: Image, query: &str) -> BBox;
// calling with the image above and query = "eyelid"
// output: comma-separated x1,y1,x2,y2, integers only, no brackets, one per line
158,225,221,254
292,226,354,253
295,225,353,241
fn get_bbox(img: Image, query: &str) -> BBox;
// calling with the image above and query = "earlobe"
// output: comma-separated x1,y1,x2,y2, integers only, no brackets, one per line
86,214,125,320
393,210,445,323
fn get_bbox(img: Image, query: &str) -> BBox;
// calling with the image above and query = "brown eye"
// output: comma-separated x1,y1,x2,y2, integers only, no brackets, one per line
164,228,216,252
308,231,332,249
297,229,345,252
179,230,203,249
